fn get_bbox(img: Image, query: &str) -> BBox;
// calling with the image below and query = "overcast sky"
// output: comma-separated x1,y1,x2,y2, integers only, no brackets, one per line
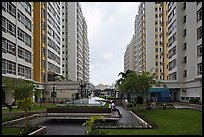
80,2,140,86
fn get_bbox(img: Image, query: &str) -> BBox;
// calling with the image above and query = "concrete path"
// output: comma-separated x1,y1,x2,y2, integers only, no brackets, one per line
115,106,142,126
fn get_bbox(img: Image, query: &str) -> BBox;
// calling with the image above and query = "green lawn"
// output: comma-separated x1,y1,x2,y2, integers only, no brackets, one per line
2,127,23,135
2,103,57,112
100,109,202,135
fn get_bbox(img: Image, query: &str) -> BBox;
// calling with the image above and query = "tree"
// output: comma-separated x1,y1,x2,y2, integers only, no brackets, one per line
12,78,36,131
115,70,135,99
115,70,164,103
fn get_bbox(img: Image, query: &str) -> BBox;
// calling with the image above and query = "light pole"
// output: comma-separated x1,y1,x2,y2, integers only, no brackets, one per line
51,84,56,104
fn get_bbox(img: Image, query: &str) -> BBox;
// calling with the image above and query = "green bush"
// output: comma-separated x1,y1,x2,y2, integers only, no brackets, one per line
127,103,135,107
190,99,199,104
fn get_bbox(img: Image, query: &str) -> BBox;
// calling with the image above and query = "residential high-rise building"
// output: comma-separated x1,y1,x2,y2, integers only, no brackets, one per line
124,36,136,72
167,2,202,102
133,2,168,80
61,2,89,82
2,2,33,80
126,2,202,102
82,17,90,82
33,2,62,83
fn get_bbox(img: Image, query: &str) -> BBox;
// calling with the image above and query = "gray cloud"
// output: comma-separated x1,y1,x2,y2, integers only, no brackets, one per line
81,2,140,85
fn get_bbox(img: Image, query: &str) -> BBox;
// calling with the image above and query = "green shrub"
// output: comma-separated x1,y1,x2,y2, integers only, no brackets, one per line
127,103,135,107
190,99,199,104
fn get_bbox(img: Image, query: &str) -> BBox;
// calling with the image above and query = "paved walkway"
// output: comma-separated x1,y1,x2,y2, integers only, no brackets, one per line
115,106,143,126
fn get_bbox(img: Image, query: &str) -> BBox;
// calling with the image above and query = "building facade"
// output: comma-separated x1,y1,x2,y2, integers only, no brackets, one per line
124,36,136,72
126,2,202,102
2,2,33,81
61,2,90,82
2,2,33,104
166,2,202,102
33,2,62,83
133,2,168,80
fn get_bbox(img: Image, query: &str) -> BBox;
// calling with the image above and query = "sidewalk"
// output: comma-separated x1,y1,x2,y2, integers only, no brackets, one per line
115,106,142,125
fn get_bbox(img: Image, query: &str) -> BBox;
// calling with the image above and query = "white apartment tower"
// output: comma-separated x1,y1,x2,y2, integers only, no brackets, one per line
167,2,202,102
124,36,136,72
61,2,89,82
2,2,33,80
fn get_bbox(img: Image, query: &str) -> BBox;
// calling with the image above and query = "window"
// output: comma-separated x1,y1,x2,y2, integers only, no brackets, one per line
2,2,7,11
2,17,7,32
183,29,186,37
7,60,16,75
183,70,187,78
24,50,31,63
183,15,186,23
197,44,202,57
2,59,7,74
2,38,7,53
24,34,31,47
155,41,158,45
155,55,158,59
197,8,202,22
155,48,158,52
18,28,24,41
155,14,158,18
18,64,24,76
18,46,24,59
24,66,31,79
197,63,202,75
155,62,158,65
197,26,202,40
42,21,46,31
183,43,187,50
155,21,158,25
7,20,16,36
168,72,177,80
168,33,176,47
168,59,176,70
183,56,187,63
7,41,16,55
20,2,31,15
168,20,176,35
7,2,16,18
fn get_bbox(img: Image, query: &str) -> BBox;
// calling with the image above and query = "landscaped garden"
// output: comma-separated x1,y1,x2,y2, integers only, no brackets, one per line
98,108,202,135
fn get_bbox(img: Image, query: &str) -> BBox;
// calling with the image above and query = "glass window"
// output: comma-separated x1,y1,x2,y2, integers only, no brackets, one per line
7,2,16,18
18,28,24,41
18,46,24,59
7,60,16,75
7,41,16,55
197,44,202,57
2,2,7,11
197,26,202,40
18,64,24,76
197,63,202,75
2,17,7,32
7,21,16,36
2,38,8,53
2,59,7,74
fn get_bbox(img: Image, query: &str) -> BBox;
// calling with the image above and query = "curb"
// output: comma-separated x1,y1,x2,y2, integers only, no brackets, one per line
28,126,47,135
129,110,152,128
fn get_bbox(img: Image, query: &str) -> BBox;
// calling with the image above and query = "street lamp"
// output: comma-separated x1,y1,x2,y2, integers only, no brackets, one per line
51,84,56,104
80,80,86,98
